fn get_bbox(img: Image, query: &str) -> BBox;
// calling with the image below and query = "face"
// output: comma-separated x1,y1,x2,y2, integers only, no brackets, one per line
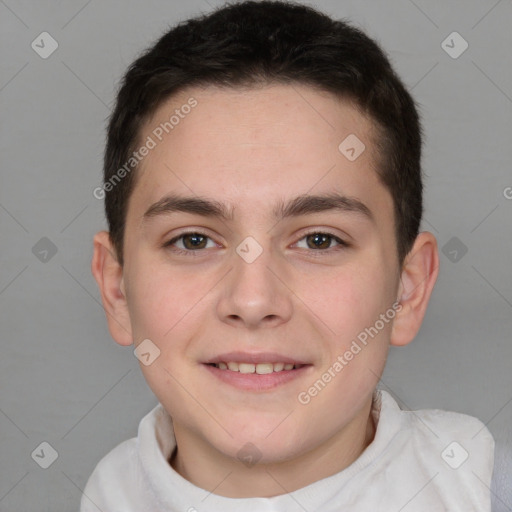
120,84,401,464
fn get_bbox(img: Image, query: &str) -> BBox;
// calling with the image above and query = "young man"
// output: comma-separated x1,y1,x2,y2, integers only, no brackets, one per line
85,1,494,510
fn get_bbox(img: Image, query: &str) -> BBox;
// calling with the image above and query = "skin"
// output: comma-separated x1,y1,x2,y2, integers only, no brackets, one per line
92,84,439,497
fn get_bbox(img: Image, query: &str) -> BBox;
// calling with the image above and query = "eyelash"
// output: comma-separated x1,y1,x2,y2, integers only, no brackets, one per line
163,230,350,256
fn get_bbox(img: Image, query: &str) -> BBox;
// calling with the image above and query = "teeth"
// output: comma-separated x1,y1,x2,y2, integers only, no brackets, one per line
213,362,298,373
239,363,255,374
256,363,274,374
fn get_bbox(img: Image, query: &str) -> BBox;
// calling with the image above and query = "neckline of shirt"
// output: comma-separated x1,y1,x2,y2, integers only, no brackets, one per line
137,389,403,512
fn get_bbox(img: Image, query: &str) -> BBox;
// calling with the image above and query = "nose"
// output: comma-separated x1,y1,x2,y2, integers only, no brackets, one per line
216,242,293,329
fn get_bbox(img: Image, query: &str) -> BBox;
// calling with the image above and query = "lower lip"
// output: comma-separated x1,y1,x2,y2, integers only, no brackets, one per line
202,364,312,391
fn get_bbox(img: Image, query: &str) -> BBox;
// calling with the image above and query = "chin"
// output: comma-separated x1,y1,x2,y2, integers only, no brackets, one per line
211,419,309,462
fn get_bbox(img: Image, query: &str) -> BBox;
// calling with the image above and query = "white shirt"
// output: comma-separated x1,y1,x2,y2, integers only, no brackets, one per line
81,390,494,511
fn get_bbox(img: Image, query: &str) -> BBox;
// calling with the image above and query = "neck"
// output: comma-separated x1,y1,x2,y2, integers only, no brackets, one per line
170,396,376,498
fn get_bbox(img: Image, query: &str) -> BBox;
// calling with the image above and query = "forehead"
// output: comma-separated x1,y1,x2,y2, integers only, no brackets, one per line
129,83,391,224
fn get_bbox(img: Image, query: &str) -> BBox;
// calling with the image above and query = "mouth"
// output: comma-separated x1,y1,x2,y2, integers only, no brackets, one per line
202,352,312,391
207,361,306,374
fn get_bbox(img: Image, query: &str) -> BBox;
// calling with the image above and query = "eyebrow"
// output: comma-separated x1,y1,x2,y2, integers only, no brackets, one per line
142,192,374,223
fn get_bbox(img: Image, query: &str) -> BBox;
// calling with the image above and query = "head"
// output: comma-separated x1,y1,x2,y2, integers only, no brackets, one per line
92,0,438,491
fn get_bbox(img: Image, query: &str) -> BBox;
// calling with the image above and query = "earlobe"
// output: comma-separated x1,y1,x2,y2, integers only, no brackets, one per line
390,232,439,347
91,231,133,346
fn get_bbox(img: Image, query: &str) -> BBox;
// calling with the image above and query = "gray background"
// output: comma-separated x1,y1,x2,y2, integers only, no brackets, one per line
1,0,511,510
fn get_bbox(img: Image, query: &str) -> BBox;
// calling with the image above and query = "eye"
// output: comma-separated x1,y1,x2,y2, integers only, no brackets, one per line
164,232,217,252
163,230,348,255
295,232,349,251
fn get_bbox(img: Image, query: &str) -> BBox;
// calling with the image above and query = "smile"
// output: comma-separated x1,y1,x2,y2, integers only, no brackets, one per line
203,361,312,391
209,362,305,374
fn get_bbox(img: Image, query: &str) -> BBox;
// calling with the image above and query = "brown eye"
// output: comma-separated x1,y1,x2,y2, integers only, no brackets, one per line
294,232,349,252
165,232,216,252
182,233,208,250
306,233,332,249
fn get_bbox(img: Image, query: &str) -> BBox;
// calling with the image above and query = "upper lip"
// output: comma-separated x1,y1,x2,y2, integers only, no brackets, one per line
204,351,310,365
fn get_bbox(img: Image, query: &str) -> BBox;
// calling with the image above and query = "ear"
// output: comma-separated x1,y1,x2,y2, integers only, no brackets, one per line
390,231,439,347
91,231,133,346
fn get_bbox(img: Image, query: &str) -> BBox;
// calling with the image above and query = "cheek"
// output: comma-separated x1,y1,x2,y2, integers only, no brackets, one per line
298,261,391,337
125,262,205,341
125,264,208,409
